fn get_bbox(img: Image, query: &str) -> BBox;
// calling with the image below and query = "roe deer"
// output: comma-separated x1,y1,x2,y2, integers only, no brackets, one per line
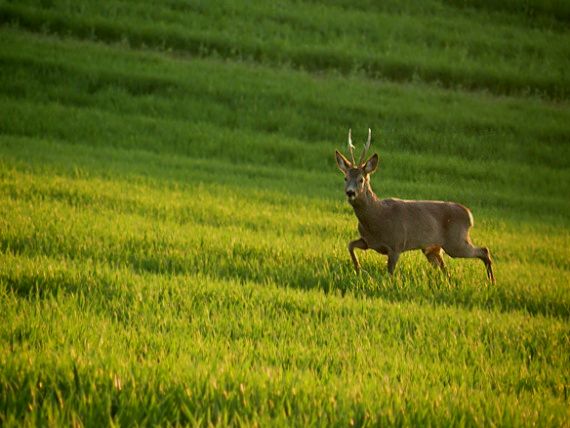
335,129,494,283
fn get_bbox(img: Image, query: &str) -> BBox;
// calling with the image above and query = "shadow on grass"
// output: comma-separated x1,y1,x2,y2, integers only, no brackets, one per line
3,241,569,321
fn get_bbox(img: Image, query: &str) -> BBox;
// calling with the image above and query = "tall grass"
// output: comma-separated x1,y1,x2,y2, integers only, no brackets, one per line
1,0,569,426
1,0,569,98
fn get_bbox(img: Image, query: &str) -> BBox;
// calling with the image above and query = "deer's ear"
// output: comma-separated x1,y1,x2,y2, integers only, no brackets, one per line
335,150,351,173
363,153,379,174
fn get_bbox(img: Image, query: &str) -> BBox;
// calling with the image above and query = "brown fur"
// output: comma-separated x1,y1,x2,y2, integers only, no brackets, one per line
335,150,494,282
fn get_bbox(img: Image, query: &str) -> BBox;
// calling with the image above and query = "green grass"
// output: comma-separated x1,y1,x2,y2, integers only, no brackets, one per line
1,0,569,426
2,0,569,98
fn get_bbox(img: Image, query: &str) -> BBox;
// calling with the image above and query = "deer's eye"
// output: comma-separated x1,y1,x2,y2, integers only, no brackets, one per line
359,178,364,183
344,177,347,181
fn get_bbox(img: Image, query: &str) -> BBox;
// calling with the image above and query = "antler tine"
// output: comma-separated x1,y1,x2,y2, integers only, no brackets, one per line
347,128,356,165
358,128,372,165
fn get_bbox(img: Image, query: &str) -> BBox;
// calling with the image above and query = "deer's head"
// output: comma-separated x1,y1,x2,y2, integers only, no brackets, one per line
335,129,379,203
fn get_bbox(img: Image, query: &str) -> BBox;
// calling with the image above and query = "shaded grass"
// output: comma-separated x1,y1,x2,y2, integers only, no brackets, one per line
1,28,568,174
1,0,569,99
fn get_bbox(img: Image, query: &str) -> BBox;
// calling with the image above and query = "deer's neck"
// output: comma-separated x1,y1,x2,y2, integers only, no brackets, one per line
350,185,382,239
350,183,380,221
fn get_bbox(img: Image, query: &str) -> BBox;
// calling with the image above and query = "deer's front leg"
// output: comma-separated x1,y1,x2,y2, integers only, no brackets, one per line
348,238,368,273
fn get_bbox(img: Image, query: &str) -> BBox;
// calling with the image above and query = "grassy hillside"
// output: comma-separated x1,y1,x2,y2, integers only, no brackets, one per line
1,0,569,426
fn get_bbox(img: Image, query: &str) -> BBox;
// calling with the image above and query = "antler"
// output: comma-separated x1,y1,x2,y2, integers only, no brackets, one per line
358,128,372,165
347,129,356,164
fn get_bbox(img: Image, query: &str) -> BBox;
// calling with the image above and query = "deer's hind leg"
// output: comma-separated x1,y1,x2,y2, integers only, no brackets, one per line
387,250,400,275
480,247,495,283
423,246,447,274
348,238,368,273
443,239,494,283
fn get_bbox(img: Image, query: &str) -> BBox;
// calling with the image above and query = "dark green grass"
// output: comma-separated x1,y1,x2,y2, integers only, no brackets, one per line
1,0,569,98
1,30,569,181
1,1,570,426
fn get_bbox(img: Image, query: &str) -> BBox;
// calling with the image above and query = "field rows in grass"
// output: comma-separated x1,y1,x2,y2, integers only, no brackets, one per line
1,141,569,320
1,0,569,99
1,30,569,223
1,251,569,426
1,28,569,170
1,99,568,226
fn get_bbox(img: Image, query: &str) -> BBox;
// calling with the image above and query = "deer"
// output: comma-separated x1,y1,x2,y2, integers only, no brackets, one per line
335,129,495,283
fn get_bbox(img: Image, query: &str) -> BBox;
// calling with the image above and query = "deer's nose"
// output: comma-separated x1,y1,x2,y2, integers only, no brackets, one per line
346,190,356,198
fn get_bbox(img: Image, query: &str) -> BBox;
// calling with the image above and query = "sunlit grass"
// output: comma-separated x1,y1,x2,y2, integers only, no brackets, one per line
2,253,569,426
1,1,569,425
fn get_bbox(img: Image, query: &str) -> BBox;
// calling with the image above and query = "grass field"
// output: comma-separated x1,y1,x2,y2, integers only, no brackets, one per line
1,0,569,426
